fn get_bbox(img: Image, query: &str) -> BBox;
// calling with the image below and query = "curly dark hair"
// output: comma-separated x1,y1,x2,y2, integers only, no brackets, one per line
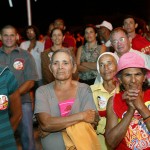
23,25,40,40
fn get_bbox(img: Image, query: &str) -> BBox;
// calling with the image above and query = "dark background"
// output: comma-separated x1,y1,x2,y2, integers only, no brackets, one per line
0,0,150,34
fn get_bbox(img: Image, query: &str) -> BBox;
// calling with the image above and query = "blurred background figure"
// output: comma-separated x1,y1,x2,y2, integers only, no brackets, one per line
20,25,44,90
76,24,106,85
43,22,54,50
0,40,2,47
44,18,76,54
41,27,78,85
122,15,150,54
74,31,84,50
96,20,114,52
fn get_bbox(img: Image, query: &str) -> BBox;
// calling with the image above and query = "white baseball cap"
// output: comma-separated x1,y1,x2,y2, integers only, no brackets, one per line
96,20,113,31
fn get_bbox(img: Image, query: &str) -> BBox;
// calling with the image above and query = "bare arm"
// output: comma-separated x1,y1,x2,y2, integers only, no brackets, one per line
105,96,134,149
9,90,22,131
79,44,106,70
18,80,34,96
76,46,90,72
36,109,98,133
27,40,36,52
128,89,150,130
81,62,97,70
76,46,97,72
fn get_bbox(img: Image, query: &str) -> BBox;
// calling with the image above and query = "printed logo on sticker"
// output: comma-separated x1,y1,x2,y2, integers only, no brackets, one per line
0,95,8,110
97,96,107,109
13,58,24,70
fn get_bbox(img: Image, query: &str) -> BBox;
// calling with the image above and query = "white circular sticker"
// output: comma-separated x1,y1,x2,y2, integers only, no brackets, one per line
13,60,24,70
0,95,8,110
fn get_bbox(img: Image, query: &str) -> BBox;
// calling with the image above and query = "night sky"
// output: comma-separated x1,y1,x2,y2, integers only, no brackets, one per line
0,0,150,34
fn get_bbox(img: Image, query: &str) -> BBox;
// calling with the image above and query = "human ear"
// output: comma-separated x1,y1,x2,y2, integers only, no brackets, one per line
72,64,77,74
16,33,20,41
135,23,138,29
49,64,53,73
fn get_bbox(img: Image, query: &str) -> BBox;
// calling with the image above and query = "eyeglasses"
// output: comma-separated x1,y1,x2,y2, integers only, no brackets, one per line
111,37,125,45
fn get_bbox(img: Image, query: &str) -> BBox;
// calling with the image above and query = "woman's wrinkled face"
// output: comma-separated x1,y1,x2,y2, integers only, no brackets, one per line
50,52,75,81
119,68,146,90
99,54,117,81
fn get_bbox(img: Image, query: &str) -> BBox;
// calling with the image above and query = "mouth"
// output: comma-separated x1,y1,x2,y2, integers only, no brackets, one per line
118,46,123,50
129,85,139,90
57,72,65,75
104,71,114,75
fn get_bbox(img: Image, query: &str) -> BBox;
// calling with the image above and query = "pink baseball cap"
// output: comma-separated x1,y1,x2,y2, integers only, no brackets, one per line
116,52,150,75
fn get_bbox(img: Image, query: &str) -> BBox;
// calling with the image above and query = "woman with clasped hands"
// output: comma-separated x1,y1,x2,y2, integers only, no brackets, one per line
105,52,150,150
34,49,100,150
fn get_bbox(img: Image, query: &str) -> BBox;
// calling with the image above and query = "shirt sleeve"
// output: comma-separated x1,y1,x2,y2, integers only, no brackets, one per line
6,69,18,95
24,51,39,81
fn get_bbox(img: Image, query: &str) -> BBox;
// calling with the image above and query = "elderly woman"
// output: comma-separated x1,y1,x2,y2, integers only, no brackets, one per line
91,52,120,150
105,52,150,150
34,49,100,150
41,27,78,85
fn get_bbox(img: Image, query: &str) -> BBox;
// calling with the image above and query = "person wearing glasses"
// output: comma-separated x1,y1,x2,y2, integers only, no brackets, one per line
95,27,150,84
110,27,150,70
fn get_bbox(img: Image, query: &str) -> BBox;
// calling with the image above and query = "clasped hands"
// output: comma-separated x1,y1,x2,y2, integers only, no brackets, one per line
122,89,144,110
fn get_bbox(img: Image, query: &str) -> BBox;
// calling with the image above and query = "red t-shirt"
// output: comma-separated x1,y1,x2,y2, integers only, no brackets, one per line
44,37,53,50
132,34,150,54
113,90,150,150
44,35,76,51
0,41,2,47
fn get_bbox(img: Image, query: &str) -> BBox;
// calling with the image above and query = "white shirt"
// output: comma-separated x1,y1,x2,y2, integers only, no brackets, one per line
20,41,44,80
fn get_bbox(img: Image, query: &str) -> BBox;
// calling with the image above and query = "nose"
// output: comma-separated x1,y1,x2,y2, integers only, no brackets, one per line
104,64,109,70
131,75,136,83
58,63,63,69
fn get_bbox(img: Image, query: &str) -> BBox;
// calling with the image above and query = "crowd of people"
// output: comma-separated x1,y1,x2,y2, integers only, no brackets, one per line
0,14,150,150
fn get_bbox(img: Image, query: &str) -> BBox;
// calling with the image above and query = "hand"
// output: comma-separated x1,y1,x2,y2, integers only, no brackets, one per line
82,109,100,124
28,41,36,52
132,90,145,110
92,112,100,130
122,89,144,110
38,125,50,138
122,89,139,109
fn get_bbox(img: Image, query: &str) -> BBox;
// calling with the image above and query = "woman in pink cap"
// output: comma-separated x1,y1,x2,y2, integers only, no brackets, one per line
105,52,150,150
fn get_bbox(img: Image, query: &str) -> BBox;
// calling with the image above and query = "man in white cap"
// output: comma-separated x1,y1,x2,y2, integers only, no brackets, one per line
96,20,114,52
